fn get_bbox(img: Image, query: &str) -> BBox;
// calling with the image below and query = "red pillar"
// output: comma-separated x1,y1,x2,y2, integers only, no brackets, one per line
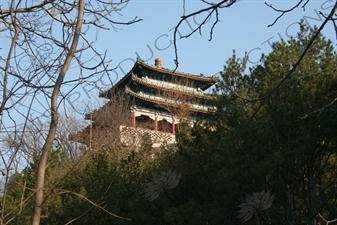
89,113,92,149
132,111,136,128
172,120,176,135
154,115,158,131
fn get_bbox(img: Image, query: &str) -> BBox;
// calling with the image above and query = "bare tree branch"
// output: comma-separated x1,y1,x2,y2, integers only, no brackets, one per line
265,0,310,27
173,0,238,71
57,189,132,221
0,0,141,224
233,1,337,144
318,213,337,225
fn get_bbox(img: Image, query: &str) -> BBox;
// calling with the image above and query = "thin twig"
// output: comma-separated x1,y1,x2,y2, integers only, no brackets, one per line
57,189,132,221
265,0,307,27
233,2,337,144
173,0,238,71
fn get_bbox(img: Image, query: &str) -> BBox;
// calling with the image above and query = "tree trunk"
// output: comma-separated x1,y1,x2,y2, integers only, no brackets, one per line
31,1,84,224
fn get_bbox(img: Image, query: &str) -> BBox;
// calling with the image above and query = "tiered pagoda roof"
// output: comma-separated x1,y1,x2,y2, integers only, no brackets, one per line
73,58,218,148
99,58,217,114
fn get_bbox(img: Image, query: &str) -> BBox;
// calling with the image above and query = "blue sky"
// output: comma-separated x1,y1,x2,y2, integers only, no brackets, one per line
105,0,335,73
79,0,335,98
0,0,336,125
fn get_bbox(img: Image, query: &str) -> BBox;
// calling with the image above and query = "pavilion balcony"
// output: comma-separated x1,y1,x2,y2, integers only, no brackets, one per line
120,125,176,149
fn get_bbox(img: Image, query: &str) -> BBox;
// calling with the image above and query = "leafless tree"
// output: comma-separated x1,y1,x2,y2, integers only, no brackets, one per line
0,0,140,224
54,110,88,159
73,90,133,153
1,110,132,224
